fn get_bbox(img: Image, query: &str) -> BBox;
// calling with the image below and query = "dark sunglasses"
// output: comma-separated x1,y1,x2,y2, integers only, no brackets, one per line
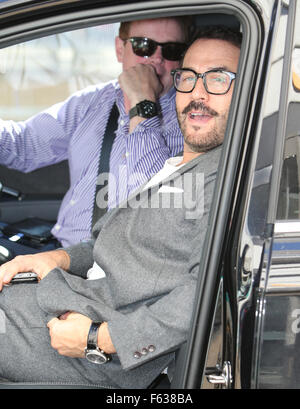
123,37,187,61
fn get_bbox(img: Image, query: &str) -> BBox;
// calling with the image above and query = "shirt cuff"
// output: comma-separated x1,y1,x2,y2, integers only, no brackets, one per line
107,307,184,371
131,115,161,132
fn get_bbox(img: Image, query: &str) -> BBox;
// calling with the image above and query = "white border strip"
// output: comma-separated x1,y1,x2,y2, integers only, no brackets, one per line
274,221,300,234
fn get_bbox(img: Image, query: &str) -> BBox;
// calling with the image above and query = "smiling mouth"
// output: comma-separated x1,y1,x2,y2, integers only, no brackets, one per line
189,112,210,117
188,112,212,122
182,101,218,118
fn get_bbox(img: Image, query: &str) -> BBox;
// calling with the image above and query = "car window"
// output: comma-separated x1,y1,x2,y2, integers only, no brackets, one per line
276,7,300,221
0,24,121,120
255,2,300,390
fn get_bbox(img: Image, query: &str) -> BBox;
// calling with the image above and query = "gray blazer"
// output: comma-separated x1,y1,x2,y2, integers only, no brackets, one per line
36,146,221,388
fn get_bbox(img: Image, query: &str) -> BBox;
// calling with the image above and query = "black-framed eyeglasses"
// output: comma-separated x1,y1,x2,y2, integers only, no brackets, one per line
171,68,236,94
123,37,187,61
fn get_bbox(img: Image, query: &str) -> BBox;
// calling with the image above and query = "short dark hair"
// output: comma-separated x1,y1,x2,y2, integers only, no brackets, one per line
190,25,242,49
118,16,194,43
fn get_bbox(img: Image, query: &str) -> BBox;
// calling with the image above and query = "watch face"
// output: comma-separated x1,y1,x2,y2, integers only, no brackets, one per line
140,100,157,118
86,350,107,364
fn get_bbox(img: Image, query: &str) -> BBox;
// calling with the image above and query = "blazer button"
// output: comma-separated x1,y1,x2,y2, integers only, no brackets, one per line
134,351,142,359
148,345,156,353
141,348,148,355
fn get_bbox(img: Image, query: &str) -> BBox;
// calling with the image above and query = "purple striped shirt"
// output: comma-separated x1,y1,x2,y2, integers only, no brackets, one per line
0,80,183,246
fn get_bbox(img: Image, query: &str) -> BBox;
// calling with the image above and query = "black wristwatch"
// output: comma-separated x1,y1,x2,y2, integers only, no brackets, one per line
129,100,158,119
84,322,111,364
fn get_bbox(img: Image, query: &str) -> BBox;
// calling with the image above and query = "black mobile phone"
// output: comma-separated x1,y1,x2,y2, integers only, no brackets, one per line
11,272,38,284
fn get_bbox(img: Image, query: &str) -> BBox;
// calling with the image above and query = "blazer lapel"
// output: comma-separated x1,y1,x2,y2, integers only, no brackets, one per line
93,147,221,233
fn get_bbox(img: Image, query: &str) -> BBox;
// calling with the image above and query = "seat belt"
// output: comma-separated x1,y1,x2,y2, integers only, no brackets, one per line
92,103,119,226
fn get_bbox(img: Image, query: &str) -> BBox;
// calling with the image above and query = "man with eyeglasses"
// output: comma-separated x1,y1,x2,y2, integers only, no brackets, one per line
0,26,241,389
172,26,240,157
0,17,190,249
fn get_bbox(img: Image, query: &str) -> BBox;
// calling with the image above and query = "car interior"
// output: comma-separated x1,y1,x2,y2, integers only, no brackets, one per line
0,2,249,389
0,11,240,258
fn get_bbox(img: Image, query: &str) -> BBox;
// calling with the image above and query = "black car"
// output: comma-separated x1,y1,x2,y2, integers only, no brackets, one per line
0,0,299,390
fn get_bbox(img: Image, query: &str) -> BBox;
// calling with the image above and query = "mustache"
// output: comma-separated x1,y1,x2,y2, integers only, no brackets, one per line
181,101,218,117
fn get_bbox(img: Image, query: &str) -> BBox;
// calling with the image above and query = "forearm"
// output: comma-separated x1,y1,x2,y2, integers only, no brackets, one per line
0,119,35,171
0,116,68,172
107,277,197,370
124,119,173,192
98,322,116,354
126,106,183,175
0,85,103,172
48,249,71,271
64,240,94,278
126,86,157,134
47,313,116,357
129,116,147,133
0,248,71,290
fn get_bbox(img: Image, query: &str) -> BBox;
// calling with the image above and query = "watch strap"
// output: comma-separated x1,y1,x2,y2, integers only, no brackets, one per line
129,105,138,119
87,321,102,350
129,99,158,119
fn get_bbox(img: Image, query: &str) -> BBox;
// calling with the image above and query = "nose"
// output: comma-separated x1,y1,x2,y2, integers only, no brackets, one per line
148,46,164,64
191,76,209,101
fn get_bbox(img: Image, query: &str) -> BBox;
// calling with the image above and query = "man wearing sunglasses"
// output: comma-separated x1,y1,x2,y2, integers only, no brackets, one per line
0,26,241,388
115,18,188,133
0,17,190,249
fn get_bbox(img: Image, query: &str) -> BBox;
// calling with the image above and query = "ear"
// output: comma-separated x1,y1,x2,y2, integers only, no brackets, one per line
115,36,125,63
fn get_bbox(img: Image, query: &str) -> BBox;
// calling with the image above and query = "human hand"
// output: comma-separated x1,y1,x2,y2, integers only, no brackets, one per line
47,312,116,357
0,249,70,290
119,63,163,108
47,312,92,358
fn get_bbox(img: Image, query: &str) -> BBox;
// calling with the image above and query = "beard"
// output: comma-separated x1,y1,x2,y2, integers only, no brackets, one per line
177,101,228,153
